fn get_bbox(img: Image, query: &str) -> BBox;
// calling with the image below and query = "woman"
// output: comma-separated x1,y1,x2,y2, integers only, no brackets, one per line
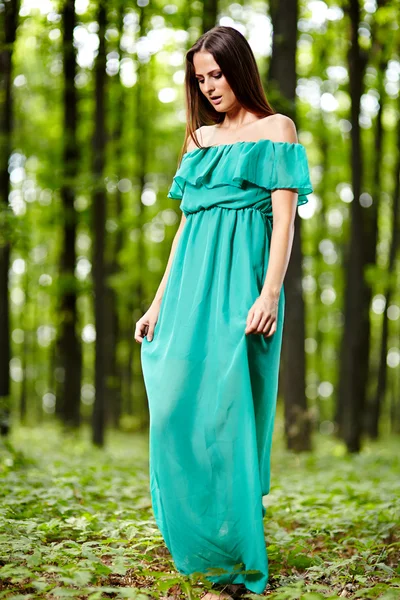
135,25,313,600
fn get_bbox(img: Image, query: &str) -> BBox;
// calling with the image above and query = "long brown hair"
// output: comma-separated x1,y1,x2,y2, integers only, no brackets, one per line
178,25,276,163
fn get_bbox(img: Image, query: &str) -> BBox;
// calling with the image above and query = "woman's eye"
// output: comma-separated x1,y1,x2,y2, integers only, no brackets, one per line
197,73,222,84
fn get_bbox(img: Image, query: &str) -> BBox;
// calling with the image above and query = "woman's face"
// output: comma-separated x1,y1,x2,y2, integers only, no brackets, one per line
193,51,237,112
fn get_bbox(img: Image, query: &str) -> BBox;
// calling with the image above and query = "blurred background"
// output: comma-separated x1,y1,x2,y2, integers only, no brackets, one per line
0,0,399,454
1,2,400,598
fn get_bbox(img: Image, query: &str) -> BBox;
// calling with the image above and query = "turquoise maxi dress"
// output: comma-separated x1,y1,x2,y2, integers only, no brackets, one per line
141,138,313,594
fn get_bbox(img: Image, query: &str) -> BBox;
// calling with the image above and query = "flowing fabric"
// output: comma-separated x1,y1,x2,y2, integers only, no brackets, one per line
141,139,313,594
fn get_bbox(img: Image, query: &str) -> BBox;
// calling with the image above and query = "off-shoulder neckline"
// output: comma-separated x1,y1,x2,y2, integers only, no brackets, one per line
183,138,304,159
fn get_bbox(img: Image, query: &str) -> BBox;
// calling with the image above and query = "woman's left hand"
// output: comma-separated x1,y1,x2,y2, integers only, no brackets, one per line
245,294,279,338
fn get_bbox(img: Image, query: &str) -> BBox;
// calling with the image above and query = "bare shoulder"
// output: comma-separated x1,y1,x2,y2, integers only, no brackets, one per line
186,125,213,152
259,113,298,144
185,129,200,153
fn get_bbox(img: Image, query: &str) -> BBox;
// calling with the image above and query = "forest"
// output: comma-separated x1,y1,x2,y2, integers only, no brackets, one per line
0,0,399,598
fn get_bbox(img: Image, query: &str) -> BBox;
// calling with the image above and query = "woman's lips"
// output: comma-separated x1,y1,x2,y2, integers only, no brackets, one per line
210,96,222,105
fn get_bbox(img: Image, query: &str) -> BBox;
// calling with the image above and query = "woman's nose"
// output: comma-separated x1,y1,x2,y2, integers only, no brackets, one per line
203,79,215,94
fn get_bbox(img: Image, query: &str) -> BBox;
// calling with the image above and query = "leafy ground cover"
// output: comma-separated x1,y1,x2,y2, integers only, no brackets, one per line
0,422,399,600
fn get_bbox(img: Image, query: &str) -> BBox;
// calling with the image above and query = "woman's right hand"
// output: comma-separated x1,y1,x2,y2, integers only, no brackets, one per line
135,302,161,344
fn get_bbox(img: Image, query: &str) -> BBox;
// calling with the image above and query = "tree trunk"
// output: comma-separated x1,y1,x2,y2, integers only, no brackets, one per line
337,0,369,453
372,96,400,436
130,3,150,427
0,0,20,436
202,0,218,34
365,52,386,439
56,0,82,427
103,5,125,429
92,0,107,447
19,272,29,424
269,0,311,452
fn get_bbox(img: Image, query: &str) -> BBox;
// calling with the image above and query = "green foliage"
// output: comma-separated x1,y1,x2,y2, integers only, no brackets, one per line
0,425,399,599
4,0,400,442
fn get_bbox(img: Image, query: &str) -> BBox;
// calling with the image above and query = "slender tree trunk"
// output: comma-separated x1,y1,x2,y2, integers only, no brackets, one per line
202,0,218,34
0,0,20,436
390,365,400,434
19,273,28,424
104,5,125,429
92,0,107,446
121,6,149,419
56,0,82,427
130,3,150,426
337,0,369,453
365,53,386,438
372,97,400,436
269,0,311,451
315,133,329,426
111,178,124,426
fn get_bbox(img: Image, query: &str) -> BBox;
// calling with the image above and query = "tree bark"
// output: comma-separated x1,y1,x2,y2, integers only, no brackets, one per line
365,51,386,438
55,0,82,427
202,0,218,34
92,0,107,446
269,0,311,451
372,96,400,437
0,0,20,435
130,2,150,427
337,0,369,453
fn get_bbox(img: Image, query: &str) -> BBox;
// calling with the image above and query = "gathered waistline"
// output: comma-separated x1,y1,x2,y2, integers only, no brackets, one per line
184,205,273,221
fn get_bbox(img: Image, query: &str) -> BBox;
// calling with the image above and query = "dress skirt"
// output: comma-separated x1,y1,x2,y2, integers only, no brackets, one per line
141,139,313,594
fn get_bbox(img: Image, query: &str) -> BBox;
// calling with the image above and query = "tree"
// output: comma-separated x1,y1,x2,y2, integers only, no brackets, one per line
269,0,311,452
92,0,107,446
0,0,20,436
56,0,82,427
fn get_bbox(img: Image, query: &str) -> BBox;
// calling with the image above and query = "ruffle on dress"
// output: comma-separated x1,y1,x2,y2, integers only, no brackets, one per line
167,139,313,207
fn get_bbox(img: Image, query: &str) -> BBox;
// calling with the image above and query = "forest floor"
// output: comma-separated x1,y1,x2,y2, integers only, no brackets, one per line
0,422,399,600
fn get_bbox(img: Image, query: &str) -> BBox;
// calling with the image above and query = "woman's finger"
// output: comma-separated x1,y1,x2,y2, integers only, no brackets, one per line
263,320,276,338
256,314,270,333
246,310,261,333
135,321,148,343
245,310,254,332
147,324,156,342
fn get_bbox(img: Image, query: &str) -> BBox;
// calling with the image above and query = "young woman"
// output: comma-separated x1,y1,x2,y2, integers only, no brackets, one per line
135,25,313,600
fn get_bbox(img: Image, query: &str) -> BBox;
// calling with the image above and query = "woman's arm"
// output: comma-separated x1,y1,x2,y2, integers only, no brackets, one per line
245,116,301,338
135,211,186,343
151,211,186,308
135,141,190,344
260,116,299,301
151,131,197,307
